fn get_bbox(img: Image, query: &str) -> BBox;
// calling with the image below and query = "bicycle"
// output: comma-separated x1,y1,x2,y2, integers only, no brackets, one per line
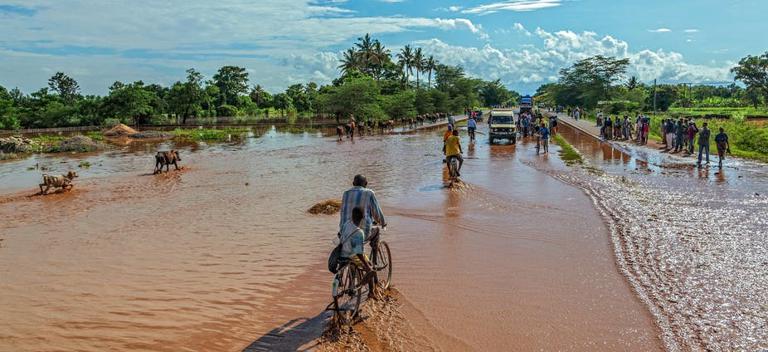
327,227,392,328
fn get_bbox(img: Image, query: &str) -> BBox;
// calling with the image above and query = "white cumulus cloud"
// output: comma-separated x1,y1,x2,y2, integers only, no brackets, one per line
414,28,732,93
461,0,562,15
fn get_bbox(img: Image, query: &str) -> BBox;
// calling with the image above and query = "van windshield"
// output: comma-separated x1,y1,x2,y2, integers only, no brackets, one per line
492,116,513,124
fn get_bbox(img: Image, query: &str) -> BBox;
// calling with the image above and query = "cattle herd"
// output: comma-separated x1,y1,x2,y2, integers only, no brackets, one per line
36,150,182,195
337,113,449,141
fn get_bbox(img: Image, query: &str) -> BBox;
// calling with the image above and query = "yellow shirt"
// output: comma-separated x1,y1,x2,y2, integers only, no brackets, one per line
445,135,461,156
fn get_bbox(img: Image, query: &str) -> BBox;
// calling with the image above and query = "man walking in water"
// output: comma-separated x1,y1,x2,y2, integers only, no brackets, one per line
715,127,731,169
697,122,711,168
539,122,550,154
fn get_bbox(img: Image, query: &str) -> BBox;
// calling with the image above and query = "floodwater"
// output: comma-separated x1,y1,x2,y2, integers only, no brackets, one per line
554,124,768,351
0,122,764,351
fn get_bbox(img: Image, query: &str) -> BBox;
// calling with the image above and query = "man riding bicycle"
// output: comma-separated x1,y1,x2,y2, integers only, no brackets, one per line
445,130,463,176
467,117,477,141
339,175,386,297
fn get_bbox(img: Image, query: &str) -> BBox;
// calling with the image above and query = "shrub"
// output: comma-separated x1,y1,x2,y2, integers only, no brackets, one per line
217,104,239,117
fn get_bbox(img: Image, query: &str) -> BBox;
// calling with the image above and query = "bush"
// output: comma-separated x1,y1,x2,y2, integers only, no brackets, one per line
102,118,121,127
0,114,20,130
217,104,239,117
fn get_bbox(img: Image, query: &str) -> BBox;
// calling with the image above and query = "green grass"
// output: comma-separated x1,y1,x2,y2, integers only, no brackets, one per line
84,131,105,141
78,161,92,168
171,128,250,141
667,107,768,118
553,134,583,165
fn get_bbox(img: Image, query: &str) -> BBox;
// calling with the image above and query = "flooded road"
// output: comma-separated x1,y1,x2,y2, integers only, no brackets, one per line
0,121,764,351
554,123,768,351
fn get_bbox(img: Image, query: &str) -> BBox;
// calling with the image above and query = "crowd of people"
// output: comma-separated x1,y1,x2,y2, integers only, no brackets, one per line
591,111,731,169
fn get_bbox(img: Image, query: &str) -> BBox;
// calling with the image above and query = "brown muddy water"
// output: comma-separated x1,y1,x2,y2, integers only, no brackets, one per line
0,122,764,351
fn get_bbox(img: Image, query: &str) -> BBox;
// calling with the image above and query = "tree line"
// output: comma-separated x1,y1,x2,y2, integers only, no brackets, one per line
535,52,768,114
0,34,520,130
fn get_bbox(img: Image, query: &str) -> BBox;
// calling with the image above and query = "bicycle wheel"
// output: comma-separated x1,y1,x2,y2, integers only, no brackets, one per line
334,264,362,325
372,241,392,290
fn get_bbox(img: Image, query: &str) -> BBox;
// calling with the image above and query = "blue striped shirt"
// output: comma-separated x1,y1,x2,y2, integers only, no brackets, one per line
339,186,386,236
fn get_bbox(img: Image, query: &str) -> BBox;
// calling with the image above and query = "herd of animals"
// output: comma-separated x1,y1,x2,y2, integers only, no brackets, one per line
37,113,450,195
336,113,449,140
37,150,182,195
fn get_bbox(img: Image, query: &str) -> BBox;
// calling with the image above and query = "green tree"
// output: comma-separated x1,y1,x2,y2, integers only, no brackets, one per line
626,76,638,91
316,76,384,122
380,90,416,118
731,52,768,105
558,55,630,108
479,79,519,107
47,72,81,104
102,81,157,125
286,84,311,112
413,47,424,89
167,68,206,123
0,85,19,130
424,56,437,88
397,45,415,88
213,66,249,107
272,93,293,117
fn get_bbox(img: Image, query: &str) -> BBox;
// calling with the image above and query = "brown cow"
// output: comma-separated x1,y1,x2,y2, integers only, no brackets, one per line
154,150,182,174
39,171,78,194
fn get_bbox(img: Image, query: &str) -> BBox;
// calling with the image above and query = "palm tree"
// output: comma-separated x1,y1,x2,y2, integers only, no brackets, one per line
413,48,424,89
397,45,414,88
356,34,375,75
250,84,265,106
425,56,436,89
627,76,638,91
338,48,360,75
370,40,390,80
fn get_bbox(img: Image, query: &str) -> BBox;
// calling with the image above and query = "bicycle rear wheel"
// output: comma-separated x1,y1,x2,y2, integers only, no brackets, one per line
372,241,392,290
334,264,362,326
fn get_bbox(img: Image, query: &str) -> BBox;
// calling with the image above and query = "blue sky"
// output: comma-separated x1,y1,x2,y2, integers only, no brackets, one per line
0,0,765,95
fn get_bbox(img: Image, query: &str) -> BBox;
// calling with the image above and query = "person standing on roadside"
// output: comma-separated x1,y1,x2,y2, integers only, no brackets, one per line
687,121,698,155
574,107,581,121
715,127,731,169
697,122,711,168
665,119,676,151
674,119,685,153
539,122,550,154
604,116,613,140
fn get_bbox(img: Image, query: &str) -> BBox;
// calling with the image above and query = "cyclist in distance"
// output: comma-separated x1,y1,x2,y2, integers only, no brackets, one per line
445,129,464,176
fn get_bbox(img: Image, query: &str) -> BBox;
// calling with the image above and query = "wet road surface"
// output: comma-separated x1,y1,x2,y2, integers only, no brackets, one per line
1,121,764,351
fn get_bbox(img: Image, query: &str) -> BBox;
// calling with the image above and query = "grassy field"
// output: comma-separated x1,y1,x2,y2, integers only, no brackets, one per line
171,128,251,141
667,107,768,118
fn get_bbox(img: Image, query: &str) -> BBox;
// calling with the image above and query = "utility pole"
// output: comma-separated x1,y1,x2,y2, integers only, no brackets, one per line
653,79,657,116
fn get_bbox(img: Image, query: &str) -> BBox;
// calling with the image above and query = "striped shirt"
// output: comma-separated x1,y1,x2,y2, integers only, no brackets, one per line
339,186,386,236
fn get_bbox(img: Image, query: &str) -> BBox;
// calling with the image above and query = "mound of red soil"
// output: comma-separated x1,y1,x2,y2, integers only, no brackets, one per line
104,123,138,137
308,199,341,215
